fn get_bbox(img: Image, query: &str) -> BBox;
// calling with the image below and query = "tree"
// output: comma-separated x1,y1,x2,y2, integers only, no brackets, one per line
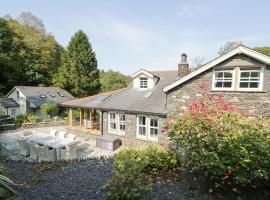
16,12,45,33
100,70,131,92
40,101,59,118
191,56,204,69
54,30,101,97
7,15,62,86
0,18,20,95
218,41,243,55
254,47,270,57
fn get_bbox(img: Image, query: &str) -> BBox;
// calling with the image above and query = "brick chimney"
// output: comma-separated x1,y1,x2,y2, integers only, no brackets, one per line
178,53,189,78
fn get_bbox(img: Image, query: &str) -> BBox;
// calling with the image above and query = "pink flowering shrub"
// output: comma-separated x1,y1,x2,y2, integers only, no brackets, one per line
164,87,270,186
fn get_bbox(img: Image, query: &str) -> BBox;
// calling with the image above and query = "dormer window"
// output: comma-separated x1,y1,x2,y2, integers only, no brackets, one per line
40,94,46,98
140,77,148,89
57,92,64,97
50,94,56,97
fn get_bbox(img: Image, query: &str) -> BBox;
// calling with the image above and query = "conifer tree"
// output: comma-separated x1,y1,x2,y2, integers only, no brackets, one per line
54,30,101,96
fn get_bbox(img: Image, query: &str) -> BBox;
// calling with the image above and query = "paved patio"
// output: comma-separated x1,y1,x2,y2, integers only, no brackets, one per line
0,126,120,162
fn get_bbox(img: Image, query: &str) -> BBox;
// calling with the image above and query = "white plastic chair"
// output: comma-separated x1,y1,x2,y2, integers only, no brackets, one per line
36,145,56,162
60,141,78,160
17,139,30,157
49,129,58,136
28,142,39,161
58,131,67,138
66,133,77,141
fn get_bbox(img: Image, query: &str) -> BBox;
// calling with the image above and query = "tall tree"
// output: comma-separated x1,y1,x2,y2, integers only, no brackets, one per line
100,70,131,92
54,30,101,97
218,41,243,55
0,17,20,95
254,47,270,57
7,15,62,86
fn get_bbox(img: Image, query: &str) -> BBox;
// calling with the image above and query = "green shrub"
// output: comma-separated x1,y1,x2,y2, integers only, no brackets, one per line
40,101,59,118
164,88,270,186
0,165,16,199
106,145,177,199
106,173,152,200
15,113,38,127
114,145,178,175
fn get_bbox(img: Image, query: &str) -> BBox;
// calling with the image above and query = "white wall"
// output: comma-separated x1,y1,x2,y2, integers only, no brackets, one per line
7,88,26,114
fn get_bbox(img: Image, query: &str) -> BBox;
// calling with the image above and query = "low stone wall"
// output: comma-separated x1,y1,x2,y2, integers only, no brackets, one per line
22,120,68,129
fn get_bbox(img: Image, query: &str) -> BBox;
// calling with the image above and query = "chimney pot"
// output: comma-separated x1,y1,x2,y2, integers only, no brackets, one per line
178,53,189,78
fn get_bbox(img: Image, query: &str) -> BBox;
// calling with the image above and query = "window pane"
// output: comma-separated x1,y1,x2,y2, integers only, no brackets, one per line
139,116,146,125
224,72,232,78
241,72,250,78
215,82,223,88
150,118,158,127
250,82,259,88
120,124,125,132
251,72,259,77
215,72,223,78
150,128,158,137
110,122,116,130
139,127,146,135
240,82,249,88
223,82,232,88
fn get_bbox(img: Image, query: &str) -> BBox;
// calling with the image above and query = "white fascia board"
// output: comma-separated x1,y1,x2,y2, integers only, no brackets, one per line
131,69,155,78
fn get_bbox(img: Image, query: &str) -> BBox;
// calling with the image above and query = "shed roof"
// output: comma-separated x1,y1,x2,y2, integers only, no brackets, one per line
0,98,19,108
8,86,75,107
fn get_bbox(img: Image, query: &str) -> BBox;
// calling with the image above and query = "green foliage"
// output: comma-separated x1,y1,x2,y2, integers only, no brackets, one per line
218,41,243,55
15,113,38,127
100,70,131,92
54,30,101,97
0,13,62,95
40,101,59,118
165,89,270,186
106,145,177,199
254,47,270,57
0,165,16,199
114,145,178,175
106,173,153,200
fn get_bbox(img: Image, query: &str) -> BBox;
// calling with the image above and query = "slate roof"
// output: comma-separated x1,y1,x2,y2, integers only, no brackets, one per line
63,70,178,116
10,86,75,107
0,98,19,108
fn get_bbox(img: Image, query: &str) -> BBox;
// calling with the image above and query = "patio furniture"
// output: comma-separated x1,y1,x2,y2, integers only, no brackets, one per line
96,135,121,151
60,141,79,160
66,133,77,141
17,139,30,157
36,145,56,162
49,129,58,136
28,142,39,161
23,131,33,137
58,131,67,138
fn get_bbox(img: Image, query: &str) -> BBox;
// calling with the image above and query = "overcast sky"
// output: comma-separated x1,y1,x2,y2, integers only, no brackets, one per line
1,0,270,75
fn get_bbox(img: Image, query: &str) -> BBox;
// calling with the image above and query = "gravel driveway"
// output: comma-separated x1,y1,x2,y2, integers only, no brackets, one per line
3,159,270,200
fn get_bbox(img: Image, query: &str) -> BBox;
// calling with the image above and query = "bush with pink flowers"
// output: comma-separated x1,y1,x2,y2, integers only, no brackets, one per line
164,87,270,186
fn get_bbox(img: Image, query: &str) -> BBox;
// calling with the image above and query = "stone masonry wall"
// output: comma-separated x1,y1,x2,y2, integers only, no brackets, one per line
167,66,270,117
102,111,166,147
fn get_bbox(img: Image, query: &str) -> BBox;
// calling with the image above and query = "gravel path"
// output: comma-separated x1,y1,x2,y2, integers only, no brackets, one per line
3,159,270,200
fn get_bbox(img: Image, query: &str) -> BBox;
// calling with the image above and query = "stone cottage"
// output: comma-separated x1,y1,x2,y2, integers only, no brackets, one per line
63,45,270,146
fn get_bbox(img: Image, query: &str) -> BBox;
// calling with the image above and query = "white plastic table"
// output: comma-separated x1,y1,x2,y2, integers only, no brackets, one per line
25,134,74,160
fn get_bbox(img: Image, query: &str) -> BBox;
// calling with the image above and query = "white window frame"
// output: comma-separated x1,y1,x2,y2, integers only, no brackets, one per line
136,115,147,139
11,108,16,116
237,67,264,91
149,117,158,141
212,69,235,91
139,77,148,89
118,113,126,135
108,112,117,133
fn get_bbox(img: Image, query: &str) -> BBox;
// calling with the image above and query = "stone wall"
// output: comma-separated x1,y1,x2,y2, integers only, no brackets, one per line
22,120,68,129
167,58,270,116
102,111,166,147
